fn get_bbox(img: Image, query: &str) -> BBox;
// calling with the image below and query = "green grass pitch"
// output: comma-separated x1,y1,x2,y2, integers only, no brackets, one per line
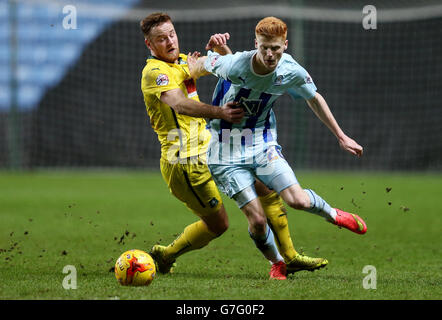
0,170,441,300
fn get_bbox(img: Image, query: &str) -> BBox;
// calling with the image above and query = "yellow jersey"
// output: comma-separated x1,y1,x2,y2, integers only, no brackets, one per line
141,53,211,162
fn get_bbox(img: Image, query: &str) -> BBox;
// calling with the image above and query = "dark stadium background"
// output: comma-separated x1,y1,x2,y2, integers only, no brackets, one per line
1,0,441,171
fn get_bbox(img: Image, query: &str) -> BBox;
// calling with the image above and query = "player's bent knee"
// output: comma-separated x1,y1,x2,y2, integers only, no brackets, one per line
207,213,229,237
206,222,228,237
251,214,267,234
216,219,229,236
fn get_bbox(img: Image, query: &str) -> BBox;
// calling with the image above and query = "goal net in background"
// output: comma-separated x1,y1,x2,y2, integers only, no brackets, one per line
1,0,441,171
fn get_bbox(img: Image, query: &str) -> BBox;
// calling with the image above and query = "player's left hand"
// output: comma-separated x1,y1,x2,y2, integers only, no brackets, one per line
187,51,201,79
339,135,363,157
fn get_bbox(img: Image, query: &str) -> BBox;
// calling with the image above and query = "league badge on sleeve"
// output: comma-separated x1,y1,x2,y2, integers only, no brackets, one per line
210,55,219,67
156,74,169,86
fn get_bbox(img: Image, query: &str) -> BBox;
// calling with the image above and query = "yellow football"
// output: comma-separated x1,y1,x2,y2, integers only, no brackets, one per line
114,249,156,286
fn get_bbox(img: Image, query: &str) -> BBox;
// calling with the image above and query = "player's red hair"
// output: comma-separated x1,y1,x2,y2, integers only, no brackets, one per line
255,17,287,40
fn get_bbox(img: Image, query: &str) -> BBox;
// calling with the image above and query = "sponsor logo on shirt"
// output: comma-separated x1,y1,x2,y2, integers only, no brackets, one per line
239,97,261,116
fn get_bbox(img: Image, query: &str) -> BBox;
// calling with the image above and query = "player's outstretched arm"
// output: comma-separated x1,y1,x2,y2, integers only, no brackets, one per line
187,53,209,80
160,88,244,123
205,32,232,55
188,32,232,79
306,92,363,157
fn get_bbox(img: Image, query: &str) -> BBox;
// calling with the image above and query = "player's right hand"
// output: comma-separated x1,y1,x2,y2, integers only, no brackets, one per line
220,101,244,123
205,33,230,51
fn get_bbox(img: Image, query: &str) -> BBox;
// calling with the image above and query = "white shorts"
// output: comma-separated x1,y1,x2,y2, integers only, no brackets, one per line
208,145,299,208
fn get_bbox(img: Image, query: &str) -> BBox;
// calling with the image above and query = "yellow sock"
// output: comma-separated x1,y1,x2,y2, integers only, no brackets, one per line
164,220,217,261
259,191,298,262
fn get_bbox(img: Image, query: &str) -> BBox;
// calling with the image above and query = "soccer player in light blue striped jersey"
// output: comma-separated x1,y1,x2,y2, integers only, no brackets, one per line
188,17,367,277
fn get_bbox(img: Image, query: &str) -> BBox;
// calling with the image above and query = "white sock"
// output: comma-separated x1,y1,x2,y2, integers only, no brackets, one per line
305,189,337,222
329,208,337,221
249,225,284,264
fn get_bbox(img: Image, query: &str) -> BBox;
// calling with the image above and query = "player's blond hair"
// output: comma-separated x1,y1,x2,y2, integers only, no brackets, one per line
140,12,172,38
255,17,287,40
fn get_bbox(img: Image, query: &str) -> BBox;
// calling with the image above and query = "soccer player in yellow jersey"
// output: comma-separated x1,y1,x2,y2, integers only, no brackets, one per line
140,12,327,280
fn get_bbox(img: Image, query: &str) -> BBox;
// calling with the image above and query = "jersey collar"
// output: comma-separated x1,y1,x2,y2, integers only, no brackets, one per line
147,55,186,65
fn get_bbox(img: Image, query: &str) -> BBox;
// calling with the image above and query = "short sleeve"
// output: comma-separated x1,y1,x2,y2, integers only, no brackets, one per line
142,65,179,99
203,50,237,80
289,67,317,100
287,88,302,100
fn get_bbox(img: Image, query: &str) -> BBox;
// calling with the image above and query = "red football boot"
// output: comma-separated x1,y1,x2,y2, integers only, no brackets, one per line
334,208,367,234
269,261,287,280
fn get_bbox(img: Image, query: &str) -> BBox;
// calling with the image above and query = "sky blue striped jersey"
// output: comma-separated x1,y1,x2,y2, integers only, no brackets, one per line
204,50,317,165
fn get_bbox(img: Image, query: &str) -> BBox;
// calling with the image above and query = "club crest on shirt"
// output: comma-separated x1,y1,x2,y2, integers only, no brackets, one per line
305,74,313,84
274,75,284,86
156,74,169,86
